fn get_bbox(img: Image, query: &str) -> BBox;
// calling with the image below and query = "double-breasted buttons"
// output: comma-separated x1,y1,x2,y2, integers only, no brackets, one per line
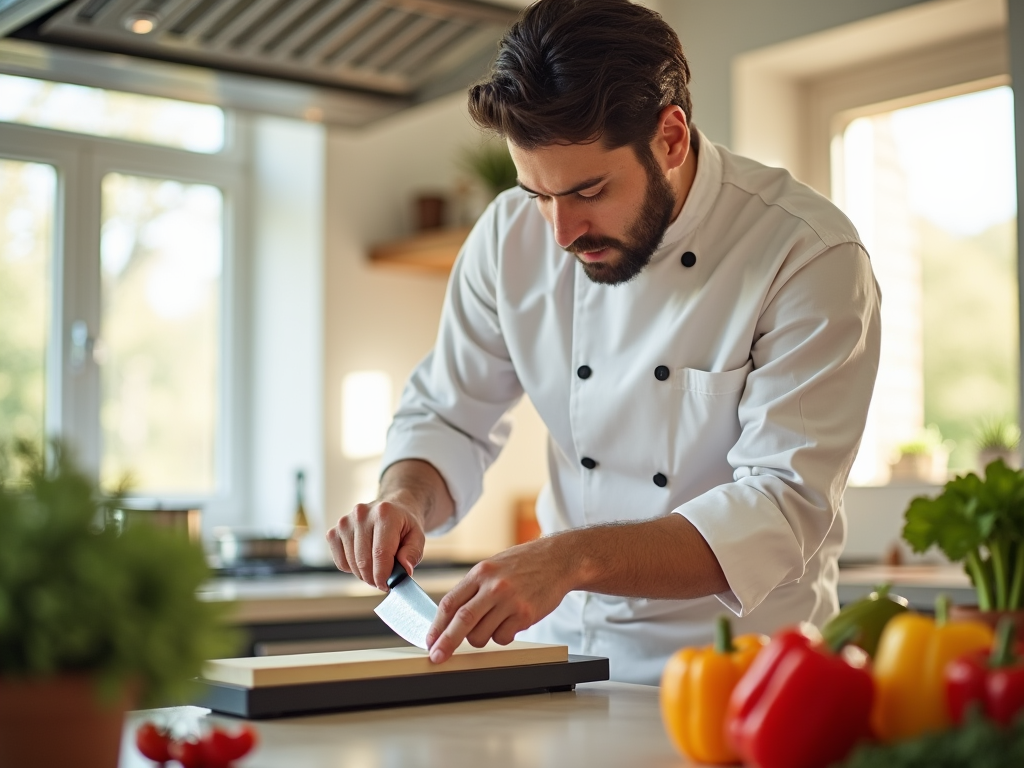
577,365,592,379
581,457,597,470
681,251,697,268
653,473,668,487
654,365,670,381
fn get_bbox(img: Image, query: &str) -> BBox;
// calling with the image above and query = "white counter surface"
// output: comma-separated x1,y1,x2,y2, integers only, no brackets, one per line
118,682,688,768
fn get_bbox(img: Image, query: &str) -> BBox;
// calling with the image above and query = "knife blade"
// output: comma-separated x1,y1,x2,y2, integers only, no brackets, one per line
373,561,438,650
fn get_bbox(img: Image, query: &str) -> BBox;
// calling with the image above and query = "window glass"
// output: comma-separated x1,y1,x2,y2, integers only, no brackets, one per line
100,173,222,493
836,86,1019,484
0,159,55,447
0,74,225,153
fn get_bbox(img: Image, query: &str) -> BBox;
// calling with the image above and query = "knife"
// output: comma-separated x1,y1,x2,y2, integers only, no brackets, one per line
373,561,439,650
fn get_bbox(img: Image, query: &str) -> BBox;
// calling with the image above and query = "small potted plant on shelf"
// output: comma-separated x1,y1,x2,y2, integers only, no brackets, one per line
889,424,953,484
0,439,237,768
902,457,1024,627
460,140,518,201
975,417,1021,471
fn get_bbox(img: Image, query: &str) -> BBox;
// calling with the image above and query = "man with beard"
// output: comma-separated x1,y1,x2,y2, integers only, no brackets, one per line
327,0,881,684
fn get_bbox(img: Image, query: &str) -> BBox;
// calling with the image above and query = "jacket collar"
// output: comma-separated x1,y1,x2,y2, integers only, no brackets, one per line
649,128,723,263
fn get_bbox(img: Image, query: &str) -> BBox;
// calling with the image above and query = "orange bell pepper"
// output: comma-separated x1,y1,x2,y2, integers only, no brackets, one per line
660,616,767,764
871,595,994,742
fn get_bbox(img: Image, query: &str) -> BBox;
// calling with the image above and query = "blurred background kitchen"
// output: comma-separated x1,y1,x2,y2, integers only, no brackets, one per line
1,0,1021,581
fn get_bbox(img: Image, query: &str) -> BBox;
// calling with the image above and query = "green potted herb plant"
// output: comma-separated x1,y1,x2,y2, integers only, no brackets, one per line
460,140,519,201
890,424,952,483
0,439,237,768
976,417,1021,471
902,458,1024,626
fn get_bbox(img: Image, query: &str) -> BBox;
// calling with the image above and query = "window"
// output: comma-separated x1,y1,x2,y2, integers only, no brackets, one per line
834,87,1018,485
0,73,225,152
0,159,54,445
100,173,224,493
0,75,245,512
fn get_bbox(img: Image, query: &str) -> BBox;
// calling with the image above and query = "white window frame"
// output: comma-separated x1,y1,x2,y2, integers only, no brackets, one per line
0,110,251,523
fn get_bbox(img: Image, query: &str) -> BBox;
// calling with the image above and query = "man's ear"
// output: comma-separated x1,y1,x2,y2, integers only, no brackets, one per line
654,104,690,172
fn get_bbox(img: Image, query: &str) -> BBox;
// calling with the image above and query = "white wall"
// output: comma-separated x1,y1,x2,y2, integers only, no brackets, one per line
323,93,548,563
661,0,933,146
248,116,326,556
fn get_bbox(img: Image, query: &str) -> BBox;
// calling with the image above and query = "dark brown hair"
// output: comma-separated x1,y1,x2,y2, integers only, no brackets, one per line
468,0,692,151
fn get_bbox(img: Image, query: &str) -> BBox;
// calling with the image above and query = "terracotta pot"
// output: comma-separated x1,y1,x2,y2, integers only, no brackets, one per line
948,604,1024,632
0,675,133,768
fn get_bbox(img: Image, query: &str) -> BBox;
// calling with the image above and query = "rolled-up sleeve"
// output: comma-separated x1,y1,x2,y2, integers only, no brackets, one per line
379,204,524,532
676,241,881,616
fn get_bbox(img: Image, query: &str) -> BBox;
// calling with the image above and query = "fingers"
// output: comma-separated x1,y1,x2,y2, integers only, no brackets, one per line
465,606,507,649
349,504,374,585
427,580,507,664
326,501,427,590
371,512,404,591
395,531,425,577
491,616,521,646
325,526,349,572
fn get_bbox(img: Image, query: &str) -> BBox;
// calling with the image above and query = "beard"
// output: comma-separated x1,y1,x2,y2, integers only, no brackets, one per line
567,152,677,286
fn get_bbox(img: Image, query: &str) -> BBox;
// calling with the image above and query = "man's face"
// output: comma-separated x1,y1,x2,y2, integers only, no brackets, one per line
509,138,677,285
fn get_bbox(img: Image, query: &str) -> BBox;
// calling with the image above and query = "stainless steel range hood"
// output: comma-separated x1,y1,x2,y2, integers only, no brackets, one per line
0,0,521,126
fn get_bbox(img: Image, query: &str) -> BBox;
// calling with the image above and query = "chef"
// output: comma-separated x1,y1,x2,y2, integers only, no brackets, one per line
327,0,881,685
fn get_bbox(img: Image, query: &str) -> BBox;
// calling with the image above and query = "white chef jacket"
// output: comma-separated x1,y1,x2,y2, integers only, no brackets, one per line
380,130,881,685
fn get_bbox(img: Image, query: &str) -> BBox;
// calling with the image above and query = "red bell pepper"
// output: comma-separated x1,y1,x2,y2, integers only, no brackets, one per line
946,616,1024,727
726,627,874,768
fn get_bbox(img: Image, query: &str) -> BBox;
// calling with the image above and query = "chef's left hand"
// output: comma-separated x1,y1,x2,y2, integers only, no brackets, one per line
425,536,575,663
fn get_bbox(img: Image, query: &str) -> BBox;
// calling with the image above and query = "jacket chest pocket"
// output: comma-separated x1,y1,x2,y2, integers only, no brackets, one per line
669,360,753,482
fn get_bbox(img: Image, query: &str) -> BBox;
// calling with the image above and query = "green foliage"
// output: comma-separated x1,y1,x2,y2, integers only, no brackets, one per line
460,141,518,199
0,439,238,706
832,709,1024,767
903,459,1024,610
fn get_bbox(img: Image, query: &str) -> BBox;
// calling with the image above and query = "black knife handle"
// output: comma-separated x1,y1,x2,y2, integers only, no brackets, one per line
386,561,408,589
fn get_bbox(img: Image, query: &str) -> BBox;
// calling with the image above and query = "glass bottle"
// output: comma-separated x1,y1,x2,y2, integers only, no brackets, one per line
293,470,309,539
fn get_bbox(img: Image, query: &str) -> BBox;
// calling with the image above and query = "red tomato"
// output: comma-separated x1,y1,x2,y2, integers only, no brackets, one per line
135,722,172,762
200,729,234,768
226,725,258,760
201,724,258,767
169,737,206,768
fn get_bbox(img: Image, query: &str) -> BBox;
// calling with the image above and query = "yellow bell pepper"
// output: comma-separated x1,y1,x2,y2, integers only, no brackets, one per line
660,616,767,764
871,595,994,742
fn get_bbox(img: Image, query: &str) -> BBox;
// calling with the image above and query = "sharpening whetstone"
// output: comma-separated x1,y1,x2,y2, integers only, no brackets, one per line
195,648,609,719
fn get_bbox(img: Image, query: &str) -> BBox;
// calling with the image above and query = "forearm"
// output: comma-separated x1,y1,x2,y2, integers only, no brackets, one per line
378,459,456,533
551,513,729,600
425,512,730,662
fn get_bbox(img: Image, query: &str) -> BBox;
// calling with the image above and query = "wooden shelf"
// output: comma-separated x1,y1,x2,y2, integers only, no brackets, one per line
369,226,472,274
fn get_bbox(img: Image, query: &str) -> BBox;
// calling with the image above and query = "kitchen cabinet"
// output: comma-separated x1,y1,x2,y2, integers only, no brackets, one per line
118,682,683,768
369,226,471,274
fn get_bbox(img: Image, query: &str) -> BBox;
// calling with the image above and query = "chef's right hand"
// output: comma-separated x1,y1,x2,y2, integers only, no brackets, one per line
326,494,426,592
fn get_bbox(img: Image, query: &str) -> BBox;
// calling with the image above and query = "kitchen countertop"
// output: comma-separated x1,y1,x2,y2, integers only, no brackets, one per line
836,563,974,610
205,564,976,624
116,566,974,766
118,681,687,768
202,568,467,624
